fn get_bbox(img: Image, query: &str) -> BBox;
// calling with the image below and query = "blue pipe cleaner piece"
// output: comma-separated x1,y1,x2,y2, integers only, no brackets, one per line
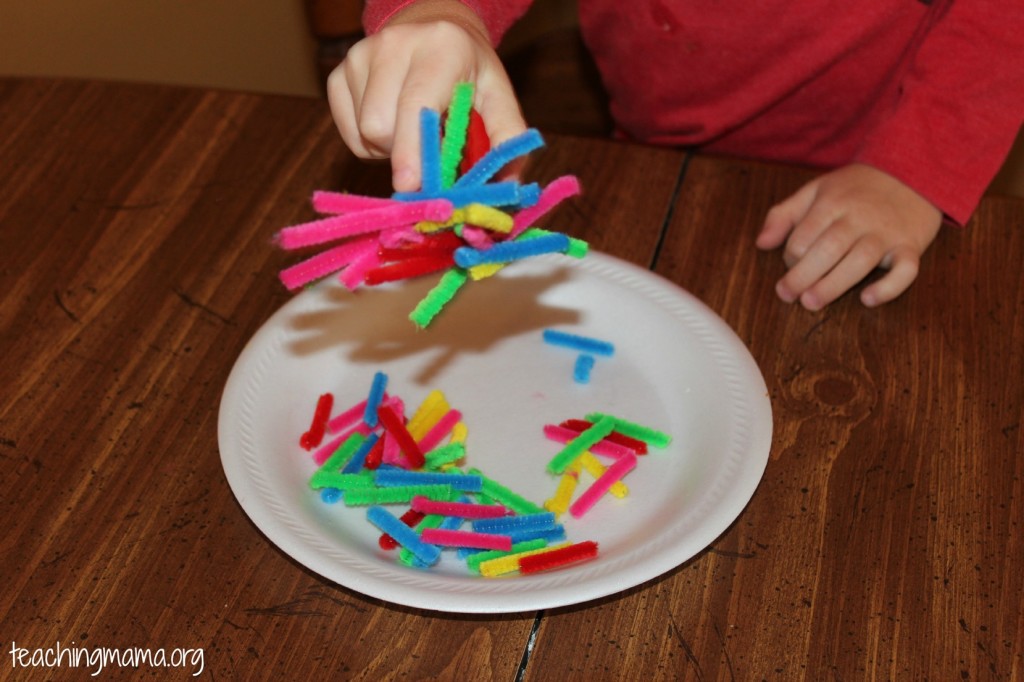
420,108,443,195
454,232,571,268
542,329,616,357
367,506,441,566
392,181,523,208
454,129,544,188
471,512,556,533
574,353,596,384
374,470,483,492
363,371,388,427
341,432,380,474
504,525,567,545
517,182,541,208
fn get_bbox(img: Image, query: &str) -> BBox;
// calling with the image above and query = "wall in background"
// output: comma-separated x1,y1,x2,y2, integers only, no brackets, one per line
0,0,321,97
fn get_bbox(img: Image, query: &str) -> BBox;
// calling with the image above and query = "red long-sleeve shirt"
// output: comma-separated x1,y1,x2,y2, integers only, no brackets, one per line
365,0,1024,224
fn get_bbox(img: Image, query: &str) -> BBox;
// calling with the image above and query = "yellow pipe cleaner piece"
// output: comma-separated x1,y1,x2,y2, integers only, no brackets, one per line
461,204,514,232
544,459,582,516
407,389,450,440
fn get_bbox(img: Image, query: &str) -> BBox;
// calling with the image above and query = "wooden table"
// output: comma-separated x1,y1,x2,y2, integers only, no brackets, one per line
2,78,1021,681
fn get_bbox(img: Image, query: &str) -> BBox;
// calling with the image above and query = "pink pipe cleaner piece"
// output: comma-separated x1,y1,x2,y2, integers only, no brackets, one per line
420,528,513,551
381,431,403,467
569,452,638,519
338,246,382,290
327,399,369,434
508,175,581,239
460,226,495,250
416,409,463,452
379,226,425,248
279,237,378,291
543,424,635,460
410,496,509,519
276,199,453,250
311,191,395,214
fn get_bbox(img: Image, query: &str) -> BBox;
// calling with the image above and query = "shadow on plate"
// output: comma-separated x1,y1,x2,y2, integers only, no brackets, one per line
285,267,582,384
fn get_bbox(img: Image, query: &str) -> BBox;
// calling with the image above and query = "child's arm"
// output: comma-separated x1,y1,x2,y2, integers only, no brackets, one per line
755,164,942,310
327,0,528,191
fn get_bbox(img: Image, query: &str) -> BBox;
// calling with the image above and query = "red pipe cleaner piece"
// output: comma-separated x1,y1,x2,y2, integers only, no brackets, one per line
378,509,426,550
460,109,490,176
378,231,463,262
364,255,454,286
363,436,386,470
559,418,648,454
377,404,426,469
299,393,334,450
518,541,599,575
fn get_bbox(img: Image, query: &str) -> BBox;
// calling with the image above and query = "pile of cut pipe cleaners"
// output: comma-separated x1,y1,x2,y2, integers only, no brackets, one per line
302,372,601,576
301,373,672,576
275,82,588,328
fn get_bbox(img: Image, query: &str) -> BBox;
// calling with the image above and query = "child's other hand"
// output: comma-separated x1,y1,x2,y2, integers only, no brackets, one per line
756,163,943,310
327,0,526,192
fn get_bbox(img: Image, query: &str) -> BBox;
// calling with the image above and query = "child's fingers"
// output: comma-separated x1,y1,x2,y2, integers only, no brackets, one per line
859,245,921,307
796,235,886,311
774,217,857,303
756,180,819,250
327,53,378,159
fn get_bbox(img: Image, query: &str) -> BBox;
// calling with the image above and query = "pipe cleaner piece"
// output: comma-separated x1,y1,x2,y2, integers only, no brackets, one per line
578,451,629,498
367,506,441,566
420,108,443,195
406,389,451,440
308,471,375,491
343,484,455,506
299,393,334,450
374,470,482,492
398,512,449,567
574,354,596,384
453,129,544,188
542,329,616,357
584,412,673,449
467,468,545,514
466,538,549,573
279,239,372,291
376,403,426,469
454,232,570,268
392,181,524,209
321,488,342,504
364,255,454,286
363,371,388,428
520,228,589,258
461,203,514,232
544,459,581,516
472,512,556,534
508,175,582,238
518,540,599,575
276,199,453,250
440,82,474,188
337,244,382,291
420,528,512,551
379,508,426,550
542,424,634,460
478,542,572,578
546,414,618,474
411,497,509,519
408,268,468,328
311,191,394,214
363,436,386,470
569,452,637,519
503,525,568,545
417,408,462,451
560,418,648,454
424,442,466,470
309,433,365,488
340,432,381,474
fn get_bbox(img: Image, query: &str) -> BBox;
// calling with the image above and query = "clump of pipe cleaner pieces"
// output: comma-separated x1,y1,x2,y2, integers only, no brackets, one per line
302,373,603,575
275,82,587,328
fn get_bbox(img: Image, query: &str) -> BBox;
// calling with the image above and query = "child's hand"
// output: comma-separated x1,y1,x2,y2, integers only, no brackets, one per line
327,0,526,192
756,163,943,310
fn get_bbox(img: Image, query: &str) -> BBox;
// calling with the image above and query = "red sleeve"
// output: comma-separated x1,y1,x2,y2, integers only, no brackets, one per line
363,0,533,45
854,0,1024,225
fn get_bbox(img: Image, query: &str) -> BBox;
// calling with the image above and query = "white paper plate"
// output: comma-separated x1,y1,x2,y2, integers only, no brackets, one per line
218,251,772,613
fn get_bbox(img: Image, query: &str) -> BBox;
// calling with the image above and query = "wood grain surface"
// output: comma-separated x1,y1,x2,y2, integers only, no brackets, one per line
1,78,1021,681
